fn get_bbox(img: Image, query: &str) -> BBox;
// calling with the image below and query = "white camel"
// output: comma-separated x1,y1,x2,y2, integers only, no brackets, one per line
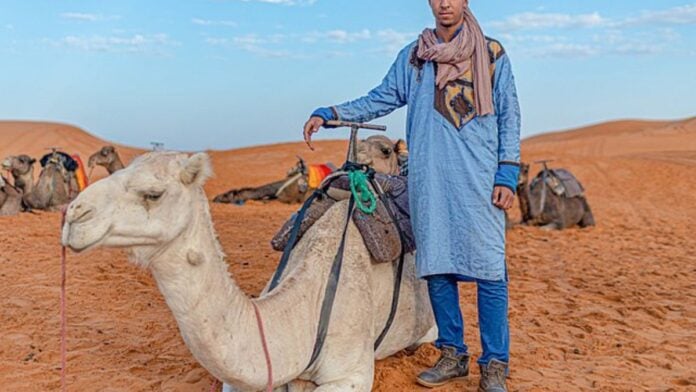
62,152,435,391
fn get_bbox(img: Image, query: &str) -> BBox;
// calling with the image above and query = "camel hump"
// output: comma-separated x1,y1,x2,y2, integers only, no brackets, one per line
536,169,585,198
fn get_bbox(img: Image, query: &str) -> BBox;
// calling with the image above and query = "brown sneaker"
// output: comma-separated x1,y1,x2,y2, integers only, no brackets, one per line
416,346,470,388
478,359,508,392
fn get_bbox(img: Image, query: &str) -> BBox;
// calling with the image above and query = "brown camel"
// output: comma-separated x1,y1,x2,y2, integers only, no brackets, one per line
2,154,36,195
0,175,23,216
214,136,409,205
213,158,310,205
21,152,79,211
88,145,125,175
517,163,595,230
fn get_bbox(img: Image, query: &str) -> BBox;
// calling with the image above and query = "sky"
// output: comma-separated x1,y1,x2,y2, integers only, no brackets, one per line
0,0,694,151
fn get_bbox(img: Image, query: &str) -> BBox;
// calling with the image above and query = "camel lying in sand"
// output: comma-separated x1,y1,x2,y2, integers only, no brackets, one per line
517,163,595,230
88,146,125,175
2,152,79,211
0,175,23,216
214,136,409,205
214,157,314,205
62,152,435,391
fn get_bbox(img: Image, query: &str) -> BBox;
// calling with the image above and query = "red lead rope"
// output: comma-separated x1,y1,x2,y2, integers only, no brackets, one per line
60,208,68,392
209,302,274,392
252,301,274,392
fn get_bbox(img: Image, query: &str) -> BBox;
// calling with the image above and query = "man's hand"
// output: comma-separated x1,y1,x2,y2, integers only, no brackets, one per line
303,116,325,151
492,186,514,210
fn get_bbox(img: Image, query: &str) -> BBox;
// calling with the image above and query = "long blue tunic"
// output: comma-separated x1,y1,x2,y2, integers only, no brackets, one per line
332,38,521,281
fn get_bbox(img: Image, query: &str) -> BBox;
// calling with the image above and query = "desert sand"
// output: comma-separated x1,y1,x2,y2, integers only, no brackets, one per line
1,118,695,391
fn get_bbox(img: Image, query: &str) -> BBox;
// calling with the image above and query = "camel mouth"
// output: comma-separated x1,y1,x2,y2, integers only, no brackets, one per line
62,222,111,253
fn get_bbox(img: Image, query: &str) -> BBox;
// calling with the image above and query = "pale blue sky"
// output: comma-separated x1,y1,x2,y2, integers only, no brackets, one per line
0,1,694,150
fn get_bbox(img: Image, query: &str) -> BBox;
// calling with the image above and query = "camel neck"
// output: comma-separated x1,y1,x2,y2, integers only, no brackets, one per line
107,158,124,174
14,169,34,194
146,189,311,389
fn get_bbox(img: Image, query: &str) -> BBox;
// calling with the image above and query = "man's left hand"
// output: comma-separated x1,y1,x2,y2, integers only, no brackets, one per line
492,186,514,210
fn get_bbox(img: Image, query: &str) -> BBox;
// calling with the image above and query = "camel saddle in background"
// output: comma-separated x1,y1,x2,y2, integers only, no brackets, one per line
534,168,585,198
271,173,415,264
40,152,79,172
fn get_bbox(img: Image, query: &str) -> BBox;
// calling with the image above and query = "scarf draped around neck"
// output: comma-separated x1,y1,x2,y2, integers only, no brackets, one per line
417,6,494,116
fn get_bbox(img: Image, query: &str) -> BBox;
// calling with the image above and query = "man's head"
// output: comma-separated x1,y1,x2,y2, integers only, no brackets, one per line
429,0,468,28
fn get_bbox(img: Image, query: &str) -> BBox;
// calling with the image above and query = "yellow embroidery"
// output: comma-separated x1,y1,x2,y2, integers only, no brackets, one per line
434,38,505,129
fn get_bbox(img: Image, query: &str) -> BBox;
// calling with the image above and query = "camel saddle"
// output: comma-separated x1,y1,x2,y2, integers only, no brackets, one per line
271,173,415,264
40,152,79,172
534,168,585,198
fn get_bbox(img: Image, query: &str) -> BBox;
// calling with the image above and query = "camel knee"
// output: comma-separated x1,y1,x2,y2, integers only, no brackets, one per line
416,324,438,345
314,377,371,392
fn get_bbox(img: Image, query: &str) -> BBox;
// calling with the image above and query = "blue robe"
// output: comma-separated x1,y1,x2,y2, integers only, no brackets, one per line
332,38,521,281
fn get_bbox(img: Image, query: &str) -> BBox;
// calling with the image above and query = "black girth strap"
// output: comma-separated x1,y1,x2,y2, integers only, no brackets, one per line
268,190,321,291
370,177,407,351
304,196,356,371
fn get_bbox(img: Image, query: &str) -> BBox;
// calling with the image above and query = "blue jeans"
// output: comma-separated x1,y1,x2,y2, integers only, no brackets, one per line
426,274,509,365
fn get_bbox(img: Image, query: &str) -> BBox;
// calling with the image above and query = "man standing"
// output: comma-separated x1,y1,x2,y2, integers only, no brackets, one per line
303,0,520,391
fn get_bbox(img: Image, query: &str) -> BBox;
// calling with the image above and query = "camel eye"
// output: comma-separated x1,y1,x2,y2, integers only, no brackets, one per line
380,147,392,156
143,191,164,202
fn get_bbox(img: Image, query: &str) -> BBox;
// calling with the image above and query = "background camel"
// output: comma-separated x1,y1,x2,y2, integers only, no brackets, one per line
0,175,23,216
356,135,408,176
2,154,36,195
517,162,595,230
23,152,79,211
62,152,435,391
213,136,409,206
88,145,125,175
214,157,310,205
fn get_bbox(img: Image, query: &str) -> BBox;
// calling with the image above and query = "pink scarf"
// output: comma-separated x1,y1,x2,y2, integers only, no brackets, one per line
417,6,494,116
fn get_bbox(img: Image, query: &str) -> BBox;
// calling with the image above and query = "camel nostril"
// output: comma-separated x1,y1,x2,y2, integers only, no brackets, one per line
69,204,95,224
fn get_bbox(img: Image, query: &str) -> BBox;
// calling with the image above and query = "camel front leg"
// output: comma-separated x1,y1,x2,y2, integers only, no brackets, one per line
313,360,374,392
313,375,372,392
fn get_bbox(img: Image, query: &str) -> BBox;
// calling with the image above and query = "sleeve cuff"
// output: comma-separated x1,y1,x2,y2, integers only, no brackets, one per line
311,107,337,124
494,162,520,194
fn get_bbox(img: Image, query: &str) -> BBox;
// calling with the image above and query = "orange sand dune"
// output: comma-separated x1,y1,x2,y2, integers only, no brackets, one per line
1,118,695,391
0,121,145,170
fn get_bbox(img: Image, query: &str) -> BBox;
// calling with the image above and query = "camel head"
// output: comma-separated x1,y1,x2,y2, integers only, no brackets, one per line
62,152,213,262
88,146,118,168
356,136,408,175
287,156,307,177
2,154,36,177
518,162,530,186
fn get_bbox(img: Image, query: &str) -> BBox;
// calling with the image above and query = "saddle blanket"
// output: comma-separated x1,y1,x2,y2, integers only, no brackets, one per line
307,164,335,188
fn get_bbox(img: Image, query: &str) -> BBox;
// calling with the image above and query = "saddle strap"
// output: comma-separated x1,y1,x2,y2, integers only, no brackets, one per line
269,190,321,291
370,178,407,351
304,196,356,371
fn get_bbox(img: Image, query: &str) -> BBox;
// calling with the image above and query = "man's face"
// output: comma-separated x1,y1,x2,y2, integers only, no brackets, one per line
429,0,467,28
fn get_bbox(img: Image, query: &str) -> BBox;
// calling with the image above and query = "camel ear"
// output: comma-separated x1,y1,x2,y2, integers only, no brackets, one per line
180,153,213,186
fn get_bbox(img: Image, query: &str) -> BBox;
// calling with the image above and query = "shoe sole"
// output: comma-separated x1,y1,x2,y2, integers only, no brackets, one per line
416,375,468,389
